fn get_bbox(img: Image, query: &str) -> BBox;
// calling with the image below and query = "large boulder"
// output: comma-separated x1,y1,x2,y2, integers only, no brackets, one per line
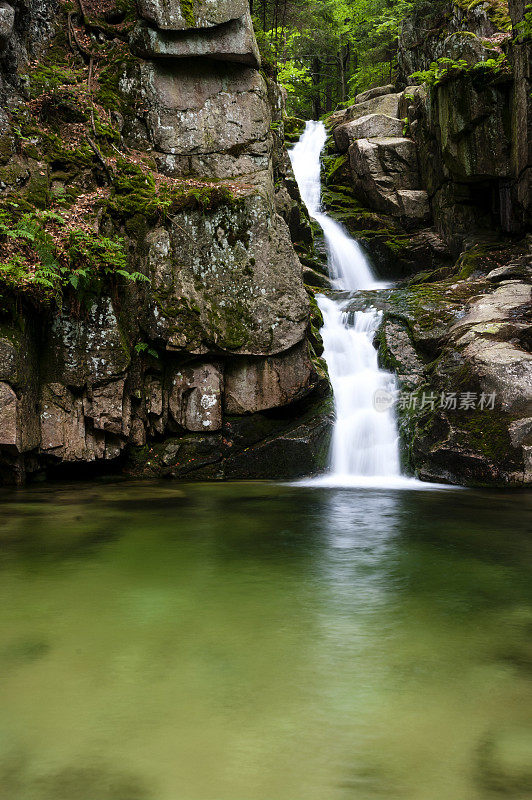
451,281,532,416
45,298,130,387
348,136,430,222
355,84,395,104
328,92,402,130
224,341,316,414
334,114,404,152
145,194,309,356
349,137,420,192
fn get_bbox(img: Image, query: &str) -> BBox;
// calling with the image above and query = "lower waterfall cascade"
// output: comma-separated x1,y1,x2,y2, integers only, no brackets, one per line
290,121,431,489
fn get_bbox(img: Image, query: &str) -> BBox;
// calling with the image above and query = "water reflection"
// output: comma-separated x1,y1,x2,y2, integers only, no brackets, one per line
0,481,530,800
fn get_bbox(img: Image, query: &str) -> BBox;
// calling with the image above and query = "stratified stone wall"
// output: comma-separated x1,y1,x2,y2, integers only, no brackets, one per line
0,0,331,484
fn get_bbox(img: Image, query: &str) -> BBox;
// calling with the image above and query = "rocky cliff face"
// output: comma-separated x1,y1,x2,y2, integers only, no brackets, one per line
322,0,531,486
0,0,331,484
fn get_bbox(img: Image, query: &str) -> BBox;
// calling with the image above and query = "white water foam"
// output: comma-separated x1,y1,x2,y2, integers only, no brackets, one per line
290,121,444,490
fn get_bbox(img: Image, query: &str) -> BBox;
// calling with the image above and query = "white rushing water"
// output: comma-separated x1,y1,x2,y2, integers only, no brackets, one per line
289,121,376,291
290,121,430,489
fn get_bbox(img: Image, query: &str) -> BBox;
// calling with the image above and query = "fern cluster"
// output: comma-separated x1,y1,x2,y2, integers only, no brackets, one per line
0,208,148,304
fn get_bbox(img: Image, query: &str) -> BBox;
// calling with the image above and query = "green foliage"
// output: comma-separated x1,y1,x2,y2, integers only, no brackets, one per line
253,0,420,117
253,0,514,119
0,209,61,291
410,53,509,87
277,60,312,98
0,207,145,304
66,227,131,287
134,342,159,358
515,3,532,40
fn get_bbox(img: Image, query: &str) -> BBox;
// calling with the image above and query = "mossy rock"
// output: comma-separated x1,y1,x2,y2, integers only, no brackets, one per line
283,116,306,144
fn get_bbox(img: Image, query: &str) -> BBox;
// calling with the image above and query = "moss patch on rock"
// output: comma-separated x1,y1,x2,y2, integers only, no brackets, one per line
180,0,195,26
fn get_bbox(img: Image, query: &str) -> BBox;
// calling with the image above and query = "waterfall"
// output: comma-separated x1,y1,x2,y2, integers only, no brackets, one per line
289,121,376,291
290,121,410,487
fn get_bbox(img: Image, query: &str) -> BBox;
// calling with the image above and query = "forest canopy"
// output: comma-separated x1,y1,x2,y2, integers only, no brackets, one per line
251,0,418,117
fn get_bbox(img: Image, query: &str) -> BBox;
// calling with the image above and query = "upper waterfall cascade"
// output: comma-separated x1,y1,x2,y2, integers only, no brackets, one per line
289,121,376,292
290,121,425,488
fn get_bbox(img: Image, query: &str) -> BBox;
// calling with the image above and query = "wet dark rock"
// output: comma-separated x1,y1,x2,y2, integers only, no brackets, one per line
127,392,333,480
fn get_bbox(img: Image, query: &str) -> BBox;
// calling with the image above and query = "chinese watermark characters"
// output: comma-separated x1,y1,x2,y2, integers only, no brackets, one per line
373,389,496,412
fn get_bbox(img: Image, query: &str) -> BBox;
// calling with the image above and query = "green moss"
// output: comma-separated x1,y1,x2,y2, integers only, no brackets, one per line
154,295,204,343
24,170,51,210
107,160,238,227
283,116,306,144
384,234,412,254
457,409,516,461
95,46,137,113
44,133,94,172
28,64,82,98
385,279,481,335
454,246,486,279
208,301,252,350
452,0,511,29
180,0,195,26
323,154,349,185
0,134,14,165
321,184,364,212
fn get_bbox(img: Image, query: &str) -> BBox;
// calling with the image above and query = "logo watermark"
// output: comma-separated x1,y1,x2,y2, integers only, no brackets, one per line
373,388,395,412
373,389,497,412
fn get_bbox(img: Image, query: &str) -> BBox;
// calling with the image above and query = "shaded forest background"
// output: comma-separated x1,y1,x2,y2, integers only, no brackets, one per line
250,0,417,117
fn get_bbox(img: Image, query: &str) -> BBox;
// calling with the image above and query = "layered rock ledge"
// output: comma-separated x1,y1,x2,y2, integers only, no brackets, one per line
0,0,330,484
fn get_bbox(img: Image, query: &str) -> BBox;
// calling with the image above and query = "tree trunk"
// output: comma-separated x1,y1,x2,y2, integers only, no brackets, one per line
338,51,345,104
325,78,333,113
311,57,321,119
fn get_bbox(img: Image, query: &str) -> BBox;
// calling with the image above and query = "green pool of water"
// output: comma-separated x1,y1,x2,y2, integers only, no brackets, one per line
0,481,531,800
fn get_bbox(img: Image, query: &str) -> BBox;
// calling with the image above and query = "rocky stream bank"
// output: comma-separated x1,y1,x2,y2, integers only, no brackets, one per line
0,0,530,486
